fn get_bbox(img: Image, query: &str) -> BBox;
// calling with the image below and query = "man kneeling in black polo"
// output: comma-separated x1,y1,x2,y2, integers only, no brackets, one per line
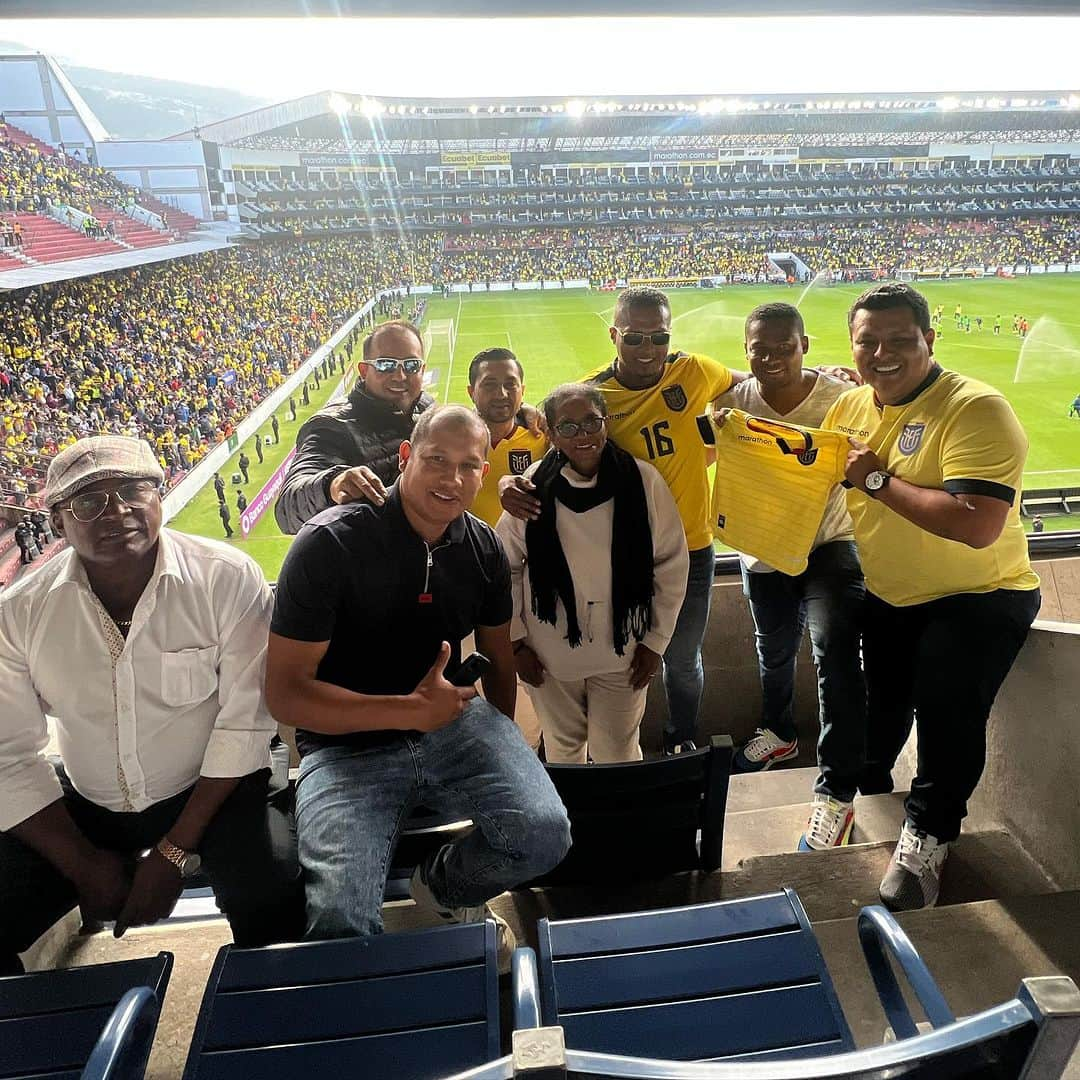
266,405,571,964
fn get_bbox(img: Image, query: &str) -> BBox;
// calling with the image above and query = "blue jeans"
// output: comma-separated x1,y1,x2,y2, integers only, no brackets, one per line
742,540,867,801
295,698,571,939
662,545,716,750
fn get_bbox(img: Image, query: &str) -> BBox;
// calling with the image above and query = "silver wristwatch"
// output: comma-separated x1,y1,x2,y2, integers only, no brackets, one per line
864,470,891,496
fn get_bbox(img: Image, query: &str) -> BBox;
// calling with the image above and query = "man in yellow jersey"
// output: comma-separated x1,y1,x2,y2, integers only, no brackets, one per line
467,348,548,528
824,282,1040,912
716,303,865,855
502,286,746,754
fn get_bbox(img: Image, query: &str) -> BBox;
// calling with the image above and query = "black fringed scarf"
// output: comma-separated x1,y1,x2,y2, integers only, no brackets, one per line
525,440,654,655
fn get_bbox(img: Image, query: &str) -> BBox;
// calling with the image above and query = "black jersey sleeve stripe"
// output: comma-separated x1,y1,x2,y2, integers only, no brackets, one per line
943,478,1016,503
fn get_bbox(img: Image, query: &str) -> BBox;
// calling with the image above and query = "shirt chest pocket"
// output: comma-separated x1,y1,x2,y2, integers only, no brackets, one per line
161,646,218,706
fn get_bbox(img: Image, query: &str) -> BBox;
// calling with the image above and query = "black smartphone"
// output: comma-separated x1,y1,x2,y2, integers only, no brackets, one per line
449,651,490,687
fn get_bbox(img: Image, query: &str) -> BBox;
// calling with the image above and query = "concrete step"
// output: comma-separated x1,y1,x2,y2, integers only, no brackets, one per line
727,764,821,813
717,828,1057,923
812,891,1080,1053
722,791,908,869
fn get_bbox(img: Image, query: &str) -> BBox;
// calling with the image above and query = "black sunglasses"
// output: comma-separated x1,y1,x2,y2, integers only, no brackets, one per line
618,330,671,347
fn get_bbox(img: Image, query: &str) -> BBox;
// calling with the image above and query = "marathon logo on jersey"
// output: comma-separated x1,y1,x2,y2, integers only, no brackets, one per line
508,449,533,474
662,384,688,412
898,422,926,456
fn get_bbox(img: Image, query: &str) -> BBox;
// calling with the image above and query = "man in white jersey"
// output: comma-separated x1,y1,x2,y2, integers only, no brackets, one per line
715,303,866,851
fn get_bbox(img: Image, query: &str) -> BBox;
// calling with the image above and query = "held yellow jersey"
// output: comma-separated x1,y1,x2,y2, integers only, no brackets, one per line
584,352,733,550
704,410,848,576
822,367,1039,606
471,424,549,527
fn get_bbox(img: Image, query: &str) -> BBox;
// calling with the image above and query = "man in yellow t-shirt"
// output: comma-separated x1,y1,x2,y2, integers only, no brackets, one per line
499,286,743,754
466,348,548,529
825,282,1040,913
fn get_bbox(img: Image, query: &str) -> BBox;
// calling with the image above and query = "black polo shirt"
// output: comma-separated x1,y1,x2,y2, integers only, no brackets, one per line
271,483,512,757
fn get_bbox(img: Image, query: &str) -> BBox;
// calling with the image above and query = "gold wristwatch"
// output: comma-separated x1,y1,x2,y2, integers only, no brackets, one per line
155,837,202,879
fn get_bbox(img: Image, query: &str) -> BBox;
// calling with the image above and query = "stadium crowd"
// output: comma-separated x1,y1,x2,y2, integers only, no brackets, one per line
0,121,134,215
3,216,1078,506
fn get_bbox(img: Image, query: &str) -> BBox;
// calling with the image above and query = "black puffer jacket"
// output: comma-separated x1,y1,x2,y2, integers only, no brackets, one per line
274,385,434,534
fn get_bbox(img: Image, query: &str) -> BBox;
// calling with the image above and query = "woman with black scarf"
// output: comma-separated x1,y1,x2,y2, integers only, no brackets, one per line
496,383,688,763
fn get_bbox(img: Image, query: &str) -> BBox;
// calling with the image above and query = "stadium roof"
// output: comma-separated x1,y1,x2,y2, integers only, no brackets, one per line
185,90,1080,144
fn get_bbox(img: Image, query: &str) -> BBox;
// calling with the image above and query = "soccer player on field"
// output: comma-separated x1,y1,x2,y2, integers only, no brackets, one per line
716,303,866,852
824,282,1040,912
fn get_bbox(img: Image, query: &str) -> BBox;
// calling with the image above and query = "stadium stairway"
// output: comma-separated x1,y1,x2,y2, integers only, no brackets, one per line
90,202,177,251
9,212,125,264
130,192,203,237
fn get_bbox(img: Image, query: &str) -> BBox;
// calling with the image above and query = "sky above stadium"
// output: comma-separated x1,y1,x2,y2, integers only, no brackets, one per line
4,17,1080,102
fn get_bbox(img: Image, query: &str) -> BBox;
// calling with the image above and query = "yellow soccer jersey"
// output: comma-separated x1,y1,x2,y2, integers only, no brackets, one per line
471,424,549,527
705,411,848,576
823,367,1039,606
585,352,733,549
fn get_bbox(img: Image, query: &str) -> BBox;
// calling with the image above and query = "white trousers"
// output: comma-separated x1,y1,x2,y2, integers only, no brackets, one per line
525,670,646,764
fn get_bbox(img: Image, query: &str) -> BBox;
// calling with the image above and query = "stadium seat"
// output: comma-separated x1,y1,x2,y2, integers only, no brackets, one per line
457,975,1080,1079
523,735,733,887
181,923,500,1080
528,888,857,1061
0,952,172,1080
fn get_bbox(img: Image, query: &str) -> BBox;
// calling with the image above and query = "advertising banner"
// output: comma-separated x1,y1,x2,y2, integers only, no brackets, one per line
440,151,512,167
241,448,296,538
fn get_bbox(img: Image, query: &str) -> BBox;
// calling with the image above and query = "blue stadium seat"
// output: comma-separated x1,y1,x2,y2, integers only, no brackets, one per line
524,735,733,887
81,987,162,1080
181,923,501,1080
532,889,854,1062
0,952,172,1080
451,976,1080,1080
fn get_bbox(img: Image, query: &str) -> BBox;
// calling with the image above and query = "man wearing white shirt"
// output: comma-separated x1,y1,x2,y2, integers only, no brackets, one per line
0,436,303,974
714,304,867,851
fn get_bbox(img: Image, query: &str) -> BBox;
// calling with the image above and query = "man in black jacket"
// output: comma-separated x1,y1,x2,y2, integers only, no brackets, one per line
275,321,434,535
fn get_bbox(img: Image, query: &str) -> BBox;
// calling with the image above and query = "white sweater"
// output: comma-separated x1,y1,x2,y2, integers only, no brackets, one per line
496,456,689,682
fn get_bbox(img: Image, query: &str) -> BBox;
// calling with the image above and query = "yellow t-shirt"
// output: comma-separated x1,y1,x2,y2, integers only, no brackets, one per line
585,352,733,549
822,368,1039,606
471,424,549,527
706,410,849,576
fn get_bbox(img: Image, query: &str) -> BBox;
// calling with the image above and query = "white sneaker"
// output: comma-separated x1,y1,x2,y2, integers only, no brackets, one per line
798,794,855,851
879,821,950,911
409,867,516,973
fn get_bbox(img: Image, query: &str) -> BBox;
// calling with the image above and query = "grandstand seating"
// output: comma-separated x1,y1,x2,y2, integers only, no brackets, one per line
526,735,732,888
0,952,172,1080
1020,486,1080,517
181,923,500,1080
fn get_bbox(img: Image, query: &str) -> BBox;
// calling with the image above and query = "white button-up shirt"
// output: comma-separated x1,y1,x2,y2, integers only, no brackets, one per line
0,528,275,831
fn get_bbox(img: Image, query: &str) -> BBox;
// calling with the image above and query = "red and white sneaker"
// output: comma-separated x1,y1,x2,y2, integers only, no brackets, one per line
733,728,798,773
798,794,855,851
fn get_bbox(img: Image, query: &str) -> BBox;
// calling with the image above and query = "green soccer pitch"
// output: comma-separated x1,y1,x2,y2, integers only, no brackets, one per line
169,275,1080,580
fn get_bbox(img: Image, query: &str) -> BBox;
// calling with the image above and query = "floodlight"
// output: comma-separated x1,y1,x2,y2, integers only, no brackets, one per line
566,100,588,119
469,104,479,114
1068,95,1080,109
359,97,385,118
328,93,351,117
